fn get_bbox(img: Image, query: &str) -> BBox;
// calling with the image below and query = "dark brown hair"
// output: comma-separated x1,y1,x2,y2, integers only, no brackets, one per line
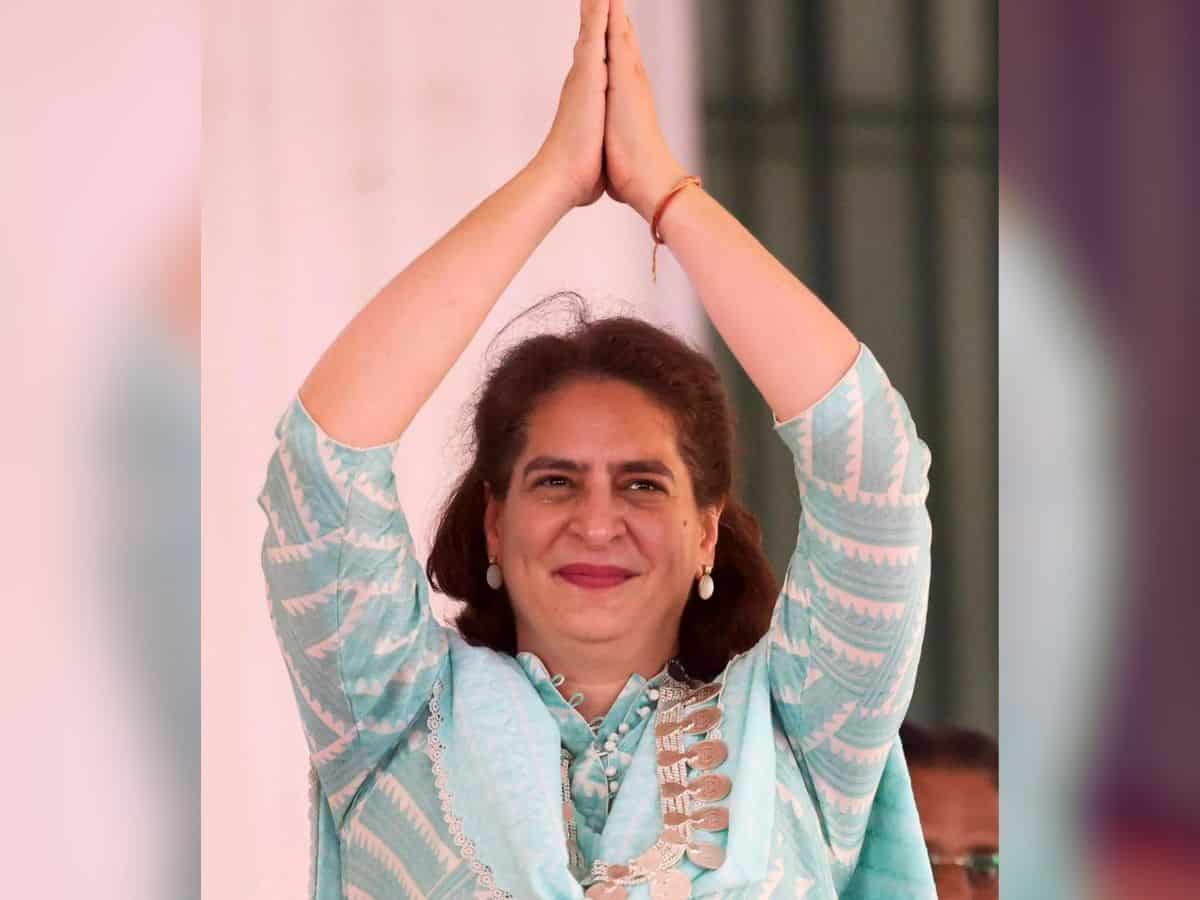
426,294,778,681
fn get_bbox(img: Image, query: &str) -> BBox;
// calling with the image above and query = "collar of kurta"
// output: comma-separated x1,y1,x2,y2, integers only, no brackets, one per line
515,649,674,758
432,630,777,898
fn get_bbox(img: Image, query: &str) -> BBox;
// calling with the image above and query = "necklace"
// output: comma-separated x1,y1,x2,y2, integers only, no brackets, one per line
561,667,733,900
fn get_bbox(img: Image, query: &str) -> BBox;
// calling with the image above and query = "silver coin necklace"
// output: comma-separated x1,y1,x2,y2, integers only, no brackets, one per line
562,671,733,900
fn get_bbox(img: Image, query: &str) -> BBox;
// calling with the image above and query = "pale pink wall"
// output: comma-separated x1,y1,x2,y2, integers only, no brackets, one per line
202,3,704,896
1,1,199,897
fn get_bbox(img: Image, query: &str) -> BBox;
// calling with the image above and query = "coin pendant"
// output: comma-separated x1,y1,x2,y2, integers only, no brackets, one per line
681,707,723,735
689,805,730,832
656,718,684,739
648,868,692,900
660,781,688,799
633,845,667,871
586,883,629,900
657,749,687,767
684,683,722,706
688,773,732,802
605,864,631,880
663,810,689,827
687,739,728,771
661,825,689,845
686,841,726,870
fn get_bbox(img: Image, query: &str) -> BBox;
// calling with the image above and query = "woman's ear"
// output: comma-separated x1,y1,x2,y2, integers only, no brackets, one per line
699,500,725,561
483,480,502,558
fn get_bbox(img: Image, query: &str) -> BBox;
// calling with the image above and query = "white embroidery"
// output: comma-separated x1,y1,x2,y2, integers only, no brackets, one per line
306,765,320,900
425,679,514,900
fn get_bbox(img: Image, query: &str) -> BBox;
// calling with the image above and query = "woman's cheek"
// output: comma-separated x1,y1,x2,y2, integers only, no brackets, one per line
627,508,674,556
509,498,562,546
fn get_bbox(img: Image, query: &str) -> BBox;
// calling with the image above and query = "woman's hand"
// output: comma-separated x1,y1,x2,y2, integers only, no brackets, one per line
602,0,688,222
532,0,611,210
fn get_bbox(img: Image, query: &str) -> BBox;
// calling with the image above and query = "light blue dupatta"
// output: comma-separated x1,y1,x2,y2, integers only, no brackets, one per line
432,631,777,898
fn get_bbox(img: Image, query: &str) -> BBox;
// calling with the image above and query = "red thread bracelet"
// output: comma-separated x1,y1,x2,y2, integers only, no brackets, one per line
650,175,702,283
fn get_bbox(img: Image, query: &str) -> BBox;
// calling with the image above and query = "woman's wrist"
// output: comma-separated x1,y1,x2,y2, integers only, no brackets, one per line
522,154,585,220
631,162,692,223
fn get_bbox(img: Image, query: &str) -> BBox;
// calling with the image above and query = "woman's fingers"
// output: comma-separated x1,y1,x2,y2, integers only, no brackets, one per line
606,0,628,59
600,0,681,217
577,0,610,58
606,0,644,77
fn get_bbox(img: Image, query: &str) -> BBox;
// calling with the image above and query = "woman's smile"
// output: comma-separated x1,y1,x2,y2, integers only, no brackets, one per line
554,562,638,590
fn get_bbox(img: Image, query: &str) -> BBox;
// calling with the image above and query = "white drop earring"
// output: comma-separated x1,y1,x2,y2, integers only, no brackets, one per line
697,563,714,600
486,556,503,590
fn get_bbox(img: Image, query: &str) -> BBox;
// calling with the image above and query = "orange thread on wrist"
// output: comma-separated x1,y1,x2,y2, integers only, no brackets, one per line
650,176,702,283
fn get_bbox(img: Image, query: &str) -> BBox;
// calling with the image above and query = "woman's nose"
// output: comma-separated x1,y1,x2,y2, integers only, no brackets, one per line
569,488,626,544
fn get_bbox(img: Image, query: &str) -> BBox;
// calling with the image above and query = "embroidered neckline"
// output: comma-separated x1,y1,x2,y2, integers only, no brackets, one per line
517,652,680,757
424,659,731,898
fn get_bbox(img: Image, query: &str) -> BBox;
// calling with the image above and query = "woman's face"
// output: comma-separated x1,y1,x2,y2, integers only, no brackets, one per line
484,377,721,655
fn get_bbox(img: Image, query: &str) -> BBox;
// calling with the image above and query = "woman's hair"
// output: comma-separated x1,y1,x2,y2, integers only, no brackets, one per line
426,294,778,681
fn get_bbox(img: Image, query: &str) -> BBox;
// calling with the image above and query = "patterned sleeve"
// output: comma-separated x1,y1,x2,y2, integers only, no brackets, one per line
766,344,932,884
257,396,449,827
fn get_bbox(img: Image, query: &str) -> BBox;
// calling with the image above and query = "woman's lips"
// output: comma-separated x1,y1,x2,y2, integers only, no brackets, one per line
555,564,636,590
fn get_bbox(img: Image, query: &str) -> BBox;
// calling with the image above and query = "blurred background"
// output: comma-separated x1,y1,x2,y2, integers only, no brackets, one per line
6,0,1197,898
0,1,199,898
1002,2,1200,898
697,0,997,737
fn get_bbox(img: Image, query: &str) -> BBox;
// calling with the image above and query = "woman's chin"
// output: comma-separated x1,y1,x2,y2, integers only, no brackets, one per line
564,618,641,645
553,593,648,637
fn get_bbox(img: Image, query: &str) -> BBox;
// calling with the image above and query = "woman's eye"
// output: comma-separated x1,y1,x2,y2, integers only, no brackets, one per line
627,479,665,493
534,475,571,488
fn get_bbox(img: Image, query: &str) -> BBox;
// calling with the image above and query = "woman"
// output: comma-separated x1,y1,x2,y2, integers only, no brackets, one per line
258,1,933,896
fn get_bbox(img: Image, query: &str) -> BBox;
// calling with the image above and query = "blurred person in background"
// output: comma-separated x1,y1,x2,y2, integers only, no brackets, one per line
901,721,998,900
257,1,934,896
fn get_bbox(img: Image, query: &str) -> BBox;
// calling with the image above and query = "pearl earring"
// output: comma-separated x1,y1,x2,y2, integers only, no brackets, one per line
697,564,714,600
486,556,503,590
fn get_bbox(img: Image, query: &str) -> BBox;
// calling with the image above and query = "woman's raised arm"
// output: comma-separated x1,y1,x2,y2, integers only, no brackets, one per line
602,0,858,420
300,0,613,448
603,4,931,885
260,0,616,828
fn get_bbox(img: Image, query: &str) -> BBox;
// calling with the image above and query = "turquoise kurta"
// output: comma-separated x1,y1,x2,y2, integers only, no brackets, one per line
258,343,935,898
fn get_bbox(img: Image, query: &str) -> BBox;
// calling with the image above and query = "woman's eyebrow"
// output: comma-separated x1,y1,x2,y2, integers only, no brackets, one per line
522,456,583,476
521,456,675,481
613,460,675,481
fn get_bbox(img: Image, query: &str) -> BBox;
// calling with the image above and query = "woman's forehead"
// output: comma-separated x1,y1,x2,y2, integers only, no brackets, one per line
523,379,679,455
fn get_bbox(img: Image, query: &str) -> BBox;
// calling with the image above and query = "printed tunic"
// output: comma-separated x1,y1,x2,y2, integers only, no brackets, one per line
258,343,936,898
